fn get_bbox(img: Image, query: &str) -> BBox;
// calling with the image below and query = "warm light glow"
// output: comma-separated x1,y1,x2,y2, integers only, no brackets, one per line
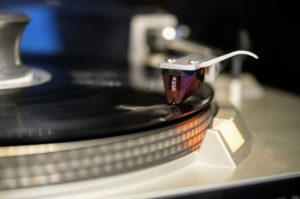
162,26,176,40
177,118,208,152
213,118,245,153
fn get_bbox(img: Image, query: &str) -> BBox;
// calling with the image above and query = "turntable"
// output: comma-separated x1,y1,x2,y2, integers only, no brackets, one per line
0,11,299,199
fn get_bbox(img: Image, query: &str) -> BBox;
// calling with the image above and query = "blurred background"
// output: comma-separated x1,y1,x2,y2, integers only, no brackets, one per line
0,0,299,94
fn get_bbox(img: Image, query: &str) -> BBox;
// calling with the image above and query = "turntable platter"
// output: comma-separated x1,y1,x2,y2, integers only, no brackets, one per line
0,67,214,189
0,67,213,146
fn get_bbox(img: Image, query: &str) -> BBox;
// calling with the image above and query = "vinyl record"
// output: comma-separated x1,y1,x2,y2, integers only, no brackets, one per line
0,66,213,146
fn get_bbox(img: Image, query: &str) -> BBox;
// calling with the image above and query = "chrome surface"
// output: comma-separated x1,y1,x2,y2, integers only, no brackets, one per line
0,86,298,198
0,108,212,189
0,12,32,85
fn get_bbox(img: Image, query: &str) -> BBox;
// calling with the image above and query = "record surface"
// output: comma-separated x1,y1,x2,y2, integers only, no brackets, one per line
0,66,213,146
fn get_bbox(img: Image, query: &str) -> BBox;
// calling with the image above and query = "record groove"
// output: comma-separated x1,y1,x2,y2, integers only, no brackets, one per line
0,68,213,145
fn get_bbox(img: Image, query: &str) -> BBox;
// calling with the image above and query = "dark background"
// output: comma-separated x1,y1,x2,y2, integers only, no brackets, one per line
1,0,299,94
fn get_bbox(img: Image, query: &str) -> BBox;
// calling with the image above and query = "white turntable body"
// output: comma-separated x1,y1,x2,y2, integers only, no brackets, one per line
2,76,299,199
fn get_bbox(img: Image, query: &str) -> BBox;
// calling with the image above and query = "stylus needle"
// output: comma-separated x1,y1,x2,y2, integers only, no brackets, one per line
160,50,258,104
